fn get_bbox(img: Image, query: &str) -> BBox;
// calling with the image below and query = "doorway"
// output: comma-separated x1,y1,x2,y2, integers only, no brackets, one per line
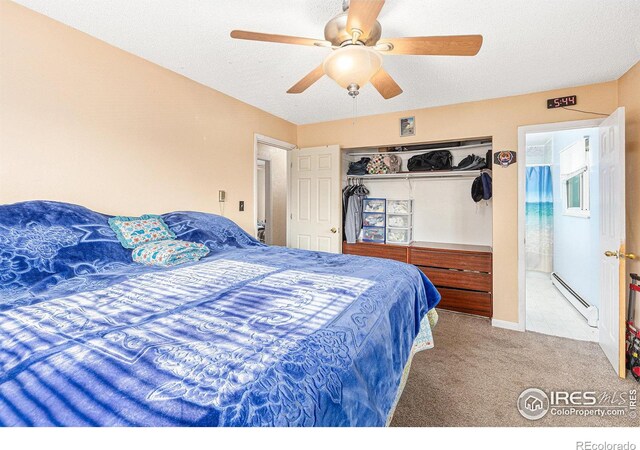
519,120,602,342
523,126,600,341
253,135,295,246
519,110,629,377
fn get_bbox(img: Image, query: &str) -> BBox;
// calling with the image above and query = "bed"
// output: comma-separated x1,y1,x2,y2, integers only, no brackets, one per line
0,201,440,426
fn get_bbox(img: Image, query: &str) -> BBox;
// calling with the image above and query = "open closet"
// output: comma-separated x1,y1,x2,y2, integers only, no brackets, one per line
341,139,494,317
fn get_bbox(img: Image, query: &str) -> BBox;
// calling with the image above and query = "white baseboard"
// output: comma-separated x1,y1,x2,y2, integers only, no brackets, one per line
550,272,599,328
492,318,525,332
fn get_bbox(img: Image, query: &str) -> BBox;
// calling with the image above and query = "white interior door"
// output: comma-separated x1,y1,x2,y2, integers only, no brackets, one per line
598,107,626,377
288,145,342,253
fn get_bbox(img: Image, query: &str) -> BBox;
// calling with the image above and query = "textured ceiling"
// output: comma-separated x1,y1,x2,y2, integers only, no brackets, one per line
12,0,640,125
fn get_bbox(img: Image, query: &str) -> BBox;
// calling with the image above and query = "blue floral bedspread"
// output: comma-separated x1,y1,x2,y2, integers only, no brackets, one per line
0,201,440,426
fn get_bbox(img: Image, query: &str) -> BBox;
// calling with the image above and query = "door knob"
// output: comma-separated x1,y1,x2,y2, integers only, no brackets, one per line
605,250,637,259
330,227,337,234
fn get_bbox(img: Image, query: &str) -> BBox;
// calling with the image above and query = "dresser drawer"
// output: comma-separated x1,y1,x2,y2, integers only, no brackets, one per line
418,266,492,292
342,242,408,263
409,248,491,273
437,288,492,317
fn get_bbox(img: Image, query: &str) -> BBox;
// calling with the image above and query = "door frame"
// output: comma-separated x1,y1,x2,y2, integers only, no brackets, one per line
517,118,603,332
253,134,297,242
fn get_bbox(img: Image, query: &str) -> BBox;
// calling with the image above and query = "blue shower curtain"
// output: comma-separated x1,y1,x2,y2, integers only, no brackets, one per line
526,166,554,273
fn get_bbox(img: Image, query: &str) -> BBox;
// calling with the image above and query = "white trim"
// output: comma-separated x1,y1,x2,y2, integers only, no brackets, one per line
255,134,297,151
253,134,296,241
564,208,591,218
491,318,525,332
517,118,603,332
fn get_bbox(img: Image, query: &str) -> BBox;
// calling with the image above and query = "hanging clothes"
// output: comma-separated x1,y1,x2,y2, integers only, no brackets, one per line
481,171,492,200
344,180,369,243
342,184,351,235
471,170,492,202
345,194,363,244
525,166,554,273
342,182,358,238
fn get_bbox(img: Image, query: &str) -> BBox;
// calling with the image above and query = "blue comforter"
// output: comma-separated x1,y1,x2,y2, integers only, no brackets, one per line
0,201,440,426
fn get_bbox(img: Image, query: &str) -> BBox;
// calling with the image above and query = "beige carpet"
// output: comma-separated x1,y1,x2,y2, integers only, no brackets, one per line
391,310,639,427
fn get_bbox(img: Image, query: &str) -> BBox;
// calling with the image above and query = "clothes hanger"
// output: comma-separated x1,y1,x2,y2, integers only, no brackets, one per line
356,179,369,195
345,177,357,195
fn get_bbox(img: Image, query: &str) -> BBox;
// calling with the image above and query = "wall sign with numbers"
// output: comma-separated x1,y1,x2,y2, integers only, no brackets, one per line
547,95,577,109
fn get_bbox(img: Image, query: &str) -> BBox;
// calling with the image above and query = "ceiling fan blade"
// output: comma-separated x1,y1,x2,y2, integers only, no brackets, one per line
370,68,402,99
287,64,325,94
377,35,483,56
230,30,331,47
346,0,385,40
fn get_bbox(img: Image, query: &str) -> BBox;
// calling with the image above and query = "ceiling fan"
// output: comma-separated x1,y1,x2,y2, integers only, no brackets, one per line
230,0,483,99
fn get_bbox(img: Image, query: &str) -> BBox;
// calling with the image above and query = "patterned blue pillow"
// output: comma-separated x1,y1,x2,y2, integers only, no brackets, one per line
108,214,176,249
131,240,210,267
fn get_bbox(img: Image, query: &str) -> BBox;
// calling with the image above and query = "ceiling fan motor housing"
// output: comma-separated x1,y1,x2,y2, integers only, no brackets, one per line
324,11,382,47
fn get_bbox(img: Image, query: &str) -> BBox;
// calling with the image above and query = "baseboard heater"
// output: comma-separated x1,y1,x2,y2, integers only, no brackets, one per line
551,272,598,328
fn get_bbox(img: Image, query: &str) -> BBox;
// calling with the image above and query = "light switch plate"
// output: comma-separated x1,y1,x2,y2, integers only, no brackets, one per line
239,201,244,212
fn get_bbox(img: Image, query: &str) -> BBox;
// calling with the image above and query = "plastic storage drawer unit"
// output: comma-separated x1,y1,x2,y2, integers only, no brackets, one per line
362,213,385,227
386,199,412,215
362,226,385,243
386,228,412,245
362,198,386,214
387,214,412,228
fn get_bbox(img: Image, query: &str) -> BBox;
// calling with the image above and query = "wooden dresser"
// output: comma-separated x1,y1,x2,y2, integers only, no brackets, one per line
343,241,493,317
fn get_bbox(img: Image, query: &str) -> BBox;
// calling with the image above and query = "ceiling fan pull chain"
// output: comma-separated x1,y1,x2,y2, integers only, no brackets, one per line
352,95,355,124
352,94,359,125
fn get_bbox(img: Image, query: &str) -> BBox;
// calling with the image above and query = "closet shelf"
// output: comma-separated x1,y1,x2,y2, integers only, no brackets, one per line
345,143,491,158
346,170,482,180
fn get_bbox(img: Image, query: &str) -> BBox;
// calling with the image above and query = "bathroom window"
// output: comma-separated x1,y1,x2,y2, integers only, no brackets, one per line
564,172,589,216
561,137,590,218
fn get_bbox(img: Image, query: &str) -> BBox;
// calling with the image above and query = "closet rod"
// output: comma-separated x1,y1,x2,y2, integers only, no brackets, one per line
345,143,492,158
347,170,481,181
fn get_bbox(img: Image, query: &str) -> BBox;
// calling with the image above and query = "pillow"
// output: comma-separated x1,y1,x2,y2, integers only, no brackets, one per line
0,200,133,304
131,240,209,267
108,214,176,248
161,211,263,250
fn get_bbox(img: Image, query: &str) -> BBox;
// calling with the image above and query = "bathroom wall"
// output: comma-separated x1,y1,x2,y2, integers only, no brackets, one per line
551,128,600,307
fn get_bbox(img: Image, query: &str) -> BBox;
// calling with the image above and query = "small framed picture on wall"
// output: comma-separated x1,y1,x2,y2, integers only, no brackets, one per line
400,116,415,137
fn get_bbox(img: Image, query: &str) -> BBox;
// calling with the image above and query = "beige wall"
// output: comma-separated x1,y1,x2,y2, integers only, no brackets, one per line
618,61,640,320
298,82,620,323
0,0,296,233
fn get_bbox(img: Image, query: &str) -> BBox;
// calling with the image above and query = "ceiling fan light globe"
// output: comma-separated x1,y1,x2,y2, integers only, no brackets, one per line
323,45,383,92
